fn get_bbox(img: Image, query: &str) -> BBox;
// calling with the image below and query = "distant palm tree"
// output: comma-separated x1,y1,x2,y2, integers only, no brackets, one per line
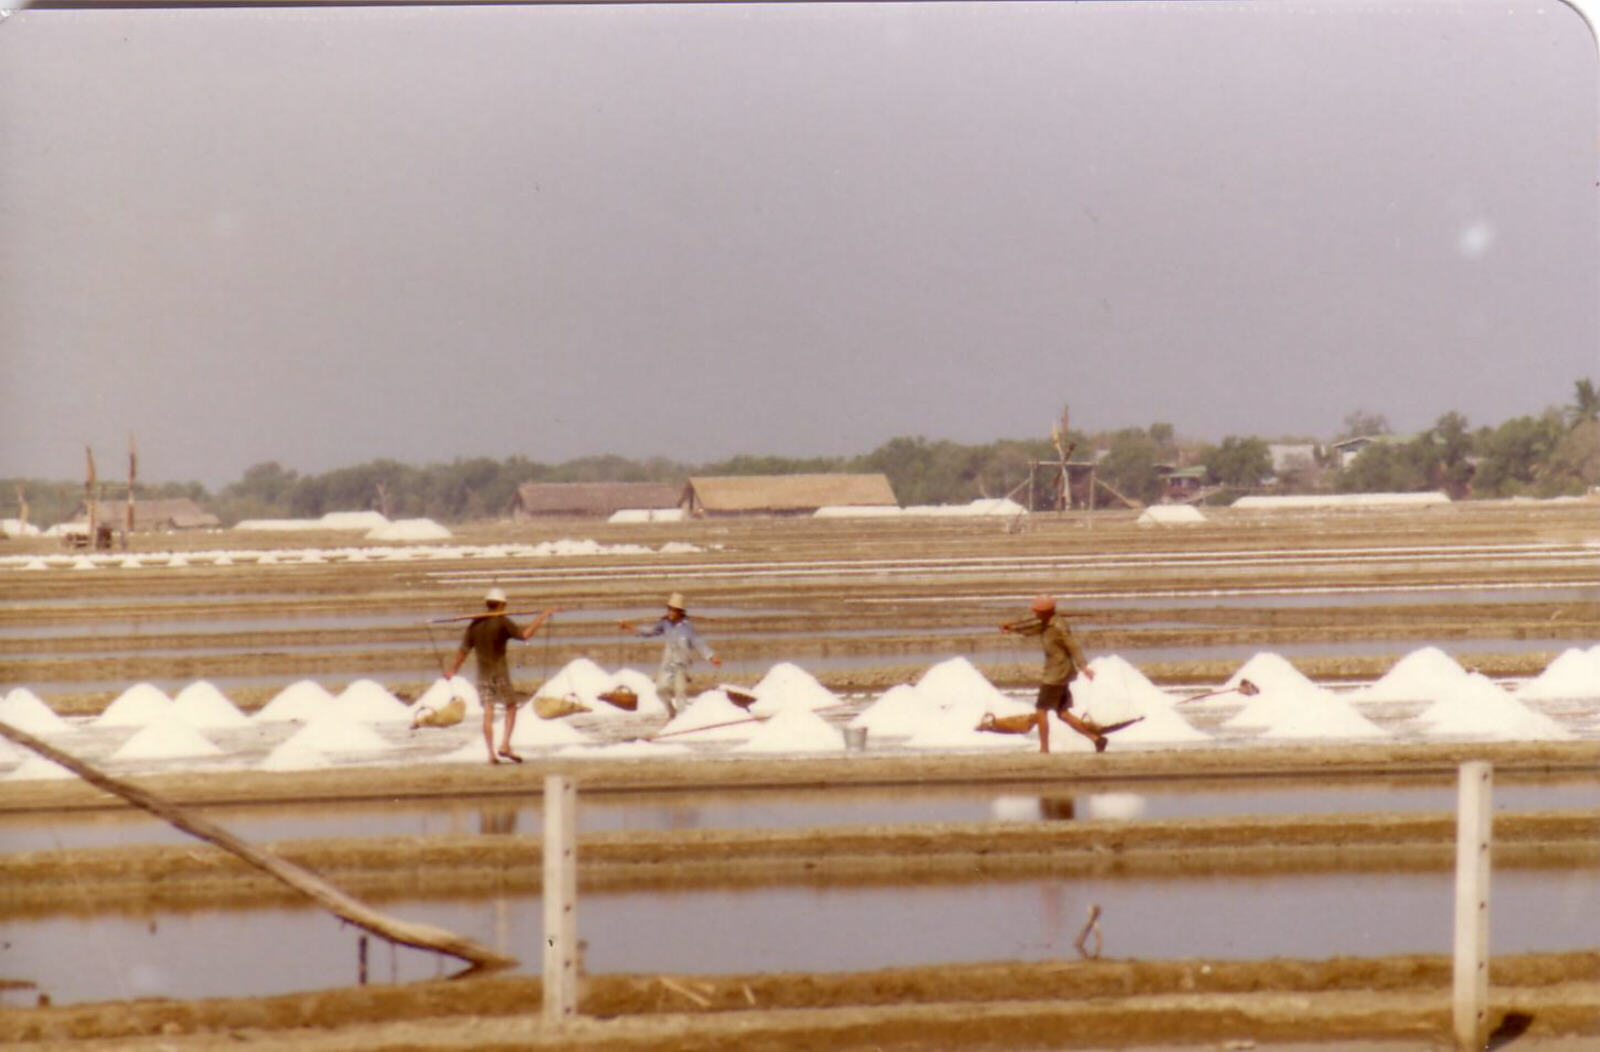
1571,378,1600,427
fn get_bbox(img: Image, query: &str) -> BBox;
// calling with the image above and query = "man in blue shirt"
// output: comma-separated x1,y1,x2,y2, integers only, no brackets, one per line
618,592,721,717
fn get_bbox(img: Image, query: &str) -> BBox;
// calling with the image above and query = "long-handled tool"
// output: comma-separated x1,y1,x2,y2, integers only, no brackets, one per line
1177,678,1259,705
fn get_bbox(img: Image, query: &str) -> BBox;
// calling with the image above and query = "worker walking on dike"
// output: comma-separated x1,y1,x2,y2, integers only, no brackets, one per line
445,588,556,765
617,592,721,718
1000,594,1106,754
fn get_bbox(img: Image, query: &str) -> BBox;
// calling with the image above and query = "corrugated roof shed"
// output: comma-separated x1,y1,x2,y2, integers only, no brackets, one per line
684,474,898,515
511,481,681,518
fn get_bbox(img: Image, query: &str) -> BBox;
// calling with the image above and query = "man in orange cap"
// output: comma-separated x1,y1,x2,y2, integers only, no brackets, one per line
1001,594,1106,753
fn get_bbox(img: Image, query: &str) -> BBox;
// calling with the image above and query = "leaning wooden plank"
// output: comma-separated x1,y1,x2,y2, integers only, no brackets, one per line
0,719,516,973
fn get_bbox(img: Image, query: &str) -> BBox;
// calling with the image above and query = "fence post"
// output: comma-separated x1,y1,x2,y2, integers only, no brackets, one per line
1452,761,1492,1051
543,774,579,1025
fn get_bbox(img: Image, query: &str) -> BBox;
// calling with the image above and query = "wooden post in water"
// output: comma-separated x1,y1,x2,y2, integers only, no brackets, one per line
543,774,579,1025
1452,761,1492,1051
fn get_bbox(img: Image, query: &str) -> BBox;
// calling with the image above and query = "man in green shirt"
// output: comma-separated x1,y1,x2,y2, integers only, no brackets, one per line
446,587,556,765
1001,594,1106,754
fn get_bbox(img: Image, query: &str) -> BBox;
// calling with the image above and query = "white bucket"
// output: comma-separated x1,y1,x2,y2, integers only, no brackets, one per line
843,726,868,751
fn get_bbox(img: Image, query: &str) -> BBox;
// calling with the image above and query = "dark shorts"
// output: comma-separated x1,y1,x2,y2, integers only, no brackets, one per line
1036,682,1074,713
481,678,524,711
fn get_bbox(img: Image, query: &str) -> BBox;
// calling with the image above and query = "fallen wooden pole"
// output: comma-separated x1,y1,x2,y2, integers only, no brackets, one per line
0,719,516,973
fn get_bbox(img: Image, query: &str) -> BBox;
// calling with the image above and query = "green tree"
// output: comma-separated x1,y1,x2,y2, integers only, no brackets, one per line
1097,429,1165,504
1473,411,1563,496
1336,410,1391,441
1206,436,1272,488
1569,378,1600,427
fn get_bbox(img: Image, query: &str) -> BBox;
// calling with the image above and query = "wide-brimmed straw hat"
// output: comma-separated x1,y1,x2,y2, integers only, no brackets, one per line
666,592,686,610
485,587,508,605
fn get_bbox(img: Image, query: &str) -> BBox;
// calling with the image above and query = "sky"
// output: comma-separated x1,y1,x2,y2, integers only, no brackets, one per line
1,0,1597,489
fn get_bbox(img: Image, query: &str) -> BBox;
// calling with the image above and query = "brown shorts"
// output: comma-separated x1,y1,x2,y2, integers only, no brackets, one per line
1036,682,1074,713
481,678,524,711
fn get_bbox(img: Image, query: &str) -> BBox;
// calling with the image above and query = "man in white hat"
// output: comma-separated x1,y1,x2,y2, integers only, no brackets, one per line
446,587,556,765
1001,594,1104,753
617,592,721,717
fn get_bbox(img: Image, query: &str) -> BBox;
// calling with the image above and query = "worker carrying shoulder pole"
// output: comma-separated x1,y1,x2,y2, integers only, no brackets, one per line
445,588,555,765
1000,595,1107,754
617,592,721,718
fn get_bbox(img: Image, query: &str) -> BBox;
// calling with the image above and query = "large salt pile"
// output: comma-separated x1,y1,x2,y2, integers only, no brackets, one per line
94,683,174,727
254,680,337,722
111,715,225,761
848,685,927,737
1221,653,1386,740
257,736,332,772
415,677,482,717
903,660,1035,750
748,662,841,715
1415,673,1573,741
321,511,389,530
1517,648,1600,700
1075,657,1209,745
171,681,251,728
0,688,75,735
657,691,760,741
0,736,21,764
1137,505,1206,525
539,658,613,706
281,710,393,755
1351,647,1473,701
334,680,414,724
508,711,591,749
365,519,452,542
733,708,845,754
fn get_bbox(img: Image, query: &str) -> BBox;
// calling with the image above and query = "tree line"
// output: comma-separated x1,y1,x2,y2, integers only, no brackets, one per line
5,380,1595,527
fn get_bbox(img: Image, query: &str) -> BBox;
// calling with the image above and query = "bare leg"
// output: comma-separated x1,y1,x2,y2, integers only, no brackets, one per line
500,705,518,756
1034,711,1051,754
482,704,498,764
1061,710,1109,753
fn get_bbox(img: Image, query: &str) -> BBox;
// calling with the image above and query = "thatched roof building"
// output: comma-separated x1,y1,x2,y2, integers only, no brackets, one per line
70,498,220,531
682,474,898,516
510,481,681,520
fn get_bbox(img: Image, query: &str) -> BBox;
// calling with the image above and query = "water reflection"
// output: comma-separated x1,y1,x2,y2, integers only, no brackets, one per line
8,867,1595,1006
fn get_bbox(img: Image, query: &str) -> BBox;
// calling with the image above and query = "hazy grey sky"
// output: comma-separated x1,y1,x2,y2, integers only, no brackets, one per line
2,1,1596,488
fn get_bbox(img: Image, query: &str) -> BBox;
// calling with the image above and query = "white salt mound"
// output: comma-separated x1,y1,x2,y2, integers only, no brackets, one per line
1352,647,1473,701
172,682,251,728
366,519,452,542
95,683,174,727
0,736,21,764
657,691,759,740
255,680,337,722
1254,696,1388,741
733,708,845,753
0,688,74,735
904,705,1035,751
1226,652,1317,695
1086,793,1149,820
540,658,614,705
1138,505,1206,525
335,680,414,724
320,511,389,530
258,737,331,772
1517,648,1600,700
848,685,927,737
112,716,224,760
283,711,393,754
1415,673,1573,741
415,677,482,717
508,714,590,748
750,662,840,715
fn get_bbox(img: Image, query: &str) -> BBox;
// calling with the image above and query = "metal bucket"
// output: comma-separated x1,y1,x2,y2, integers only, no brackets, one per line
843,725,868,751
